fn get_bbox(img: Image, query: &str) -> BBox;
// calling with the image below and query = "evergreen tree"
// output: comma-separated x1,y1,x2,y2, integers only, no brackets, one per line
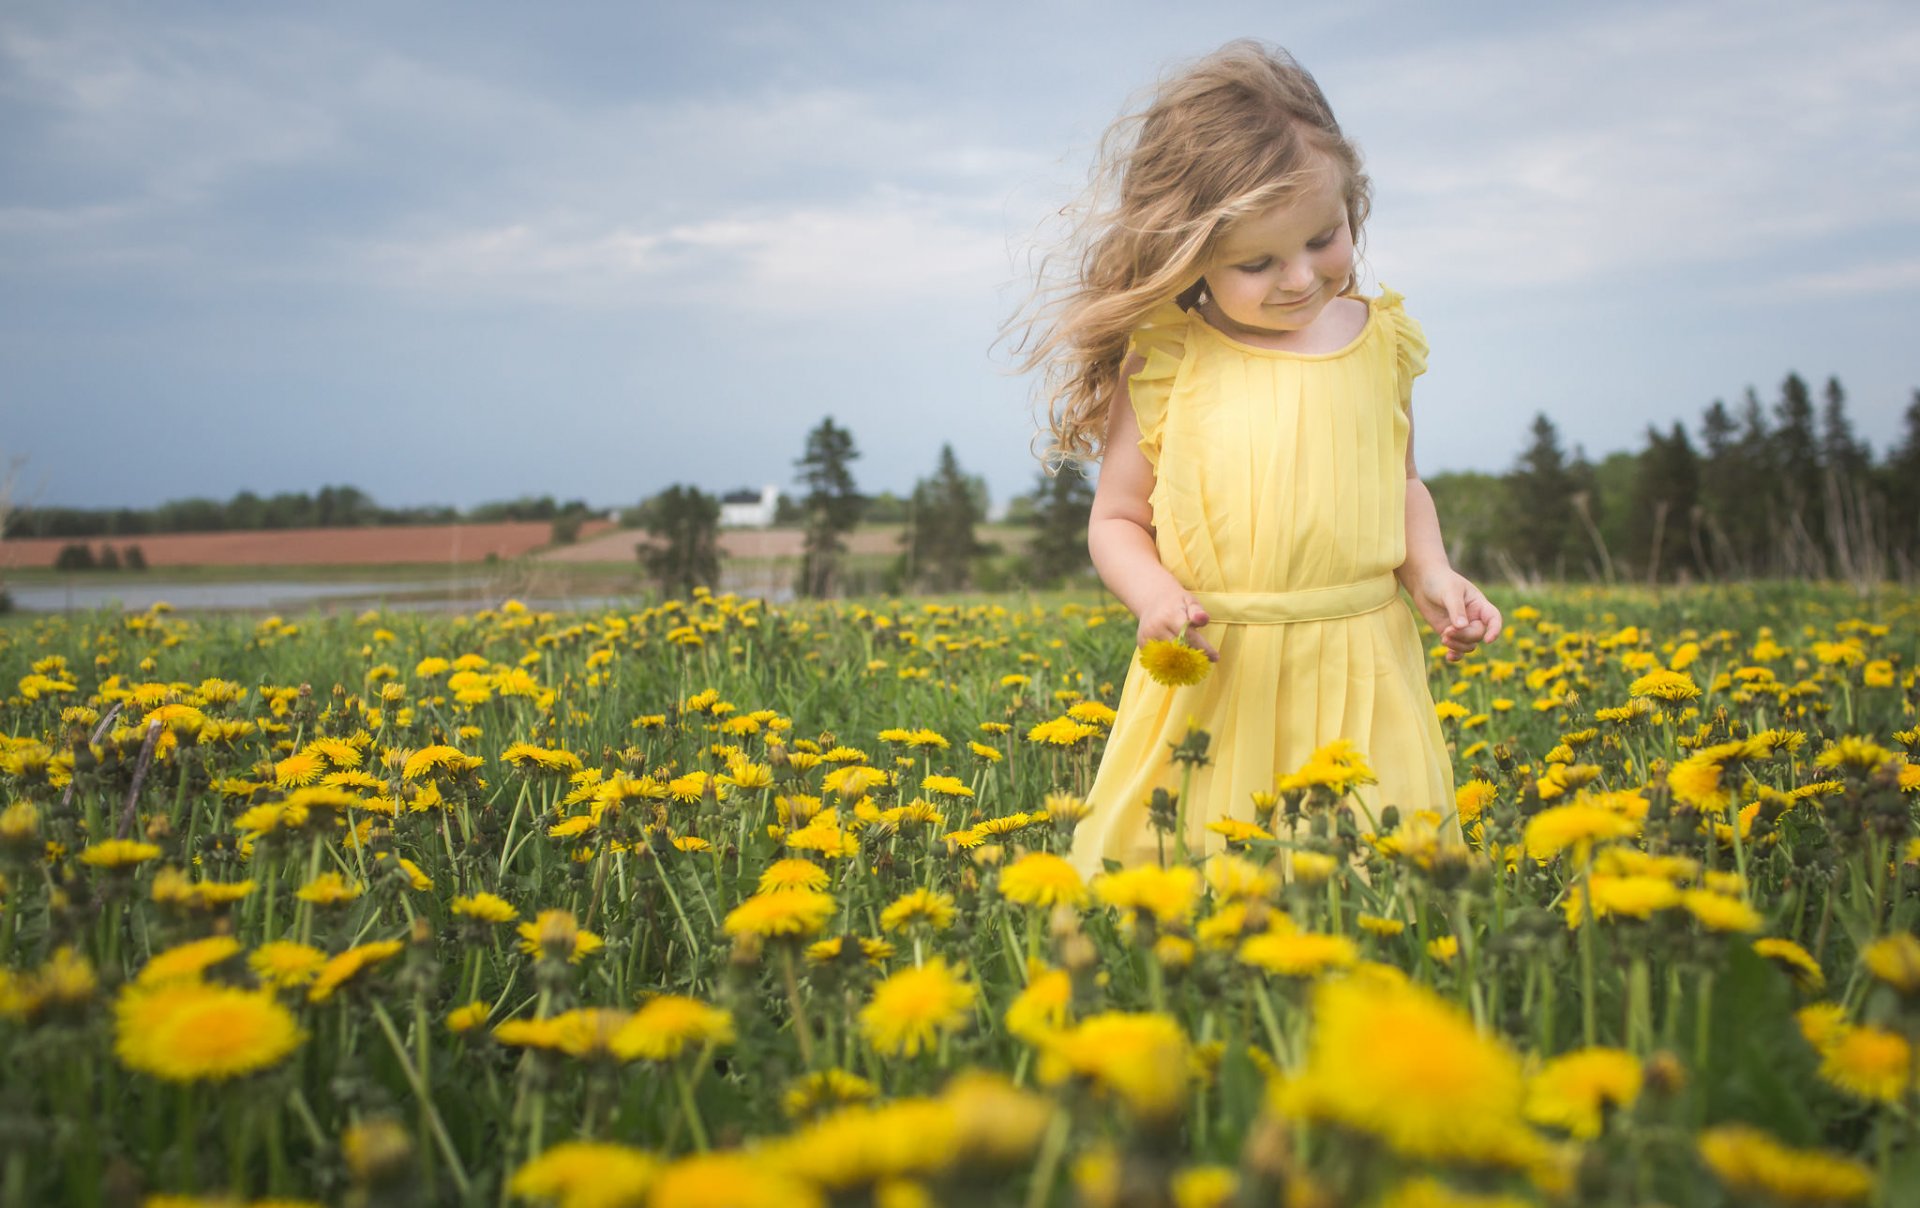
794,417,864,598
1021,463,1096,588
1626,423,1701,581
638,485,721,599
1771,372,1825,569
1819,377,1871,479
1882,391,1920,574
1818,376,1877,577
1695,399,1747,575
901,444,986,592
1505,414,1578,577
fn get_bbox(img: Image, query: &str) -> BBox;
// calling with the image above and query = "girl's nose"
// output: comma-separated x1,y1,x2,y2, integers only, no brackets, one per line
1277,265,1316,294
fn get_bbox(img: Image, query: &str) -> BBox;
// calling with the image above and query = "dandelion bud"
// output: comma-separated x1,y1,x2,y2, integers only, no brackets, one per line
1059,930,1098,974
534,910,580,962
1146,787,1178,836
342,1117,413,1187
1643,1050,1688,1097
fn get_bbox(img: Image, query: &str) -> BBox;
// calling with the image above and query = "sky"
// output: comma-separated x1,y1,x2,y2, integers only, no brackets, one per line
4,0,1918,515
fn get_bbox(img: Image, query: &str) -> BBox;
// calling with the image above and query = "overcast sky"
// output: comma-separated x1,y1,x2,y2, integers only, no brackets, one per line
5,0,1917,514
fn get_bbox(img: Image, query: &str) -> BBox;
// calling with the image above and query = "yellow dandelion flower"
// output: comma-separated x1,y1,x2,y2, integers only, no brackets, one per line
1816,1023,1912,1104
1139,639,1212,687
249,940,326,990
307,939,405,1003
783,1069,880,1120
1523,1047,1642,1139
137,936,242,986
1170,1165,1236,1208
723,889,836,940
114,981,305,1082
998,852,1088,910
880,888,957,933
1238,931,1358,978
1814,736,1894,775
1523,803,1637,862
758,859,831,894
1038,1011,1190,1122
1629,668,1700,701
1374,1179,1537,1208
78,839,163,869
1206,818,1273,844
1095,865,1202,925
446,1001,490,1033
1043,792,1092,823
1025,717,1100,746
859,958,977,1057
1272,977,1537,1169
509,1140,660,1208
401,744,483,781
449,891,518,924
613,994,735,1061
1277,739,1377,797
1565,874,1683,927
294,871,364,906
1006,964,1073,1045
1863,933,1920,995
1697,1124,1873,1206
515,911,604,963
647,1152,822,1208
1679,890,1761,933
274,750,326,787
1754,938,1825,992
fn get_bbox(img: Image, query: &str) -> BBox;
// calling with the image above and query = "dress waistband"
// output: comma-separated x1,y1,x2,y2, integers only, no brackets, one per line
1189,574,1400,625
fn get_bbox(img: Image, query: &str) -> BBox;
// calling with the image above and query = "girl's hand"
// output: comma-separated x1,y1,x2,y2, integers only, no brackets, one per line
1408,571,1502,662
1136,591,1218,661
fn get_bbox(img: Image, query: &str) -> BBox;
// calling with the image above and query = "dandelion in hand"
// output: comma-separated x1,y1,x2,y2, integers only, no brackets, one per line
1140,639,1211,687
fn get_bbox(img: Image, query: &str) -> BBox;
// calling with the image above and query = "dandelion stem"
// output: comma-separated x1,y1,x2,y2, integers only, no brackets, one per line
369,999,472,1201
1578,865,1598,1048
1023,1107,1071,1208
780,945,817,1069
673,1062,711,1152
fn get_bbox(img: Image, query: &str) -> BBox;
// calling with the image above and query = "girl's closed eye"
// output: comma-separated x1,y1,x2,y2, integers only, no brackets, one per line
1236,259,1272,273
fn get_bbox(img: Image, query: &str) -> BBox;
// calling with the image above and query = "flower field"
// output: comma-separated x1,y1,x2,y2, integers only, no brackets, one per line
2,585,1918,1207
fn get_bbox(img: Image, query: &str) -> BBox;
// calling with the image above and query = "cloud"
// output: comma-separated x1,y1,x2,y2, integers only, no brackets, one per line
363,187,1011,310
1762,256,1920,299
1346,0,1920,290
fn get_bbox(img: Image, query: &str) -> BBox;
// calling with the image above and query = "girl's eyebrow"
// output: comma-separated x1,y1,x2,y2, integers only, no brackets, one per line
1222,224,1341,262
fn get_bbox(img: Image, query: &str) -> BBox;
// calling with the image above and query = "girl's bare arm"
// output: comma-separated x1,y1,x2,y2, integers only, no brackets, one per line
1087,360,1218,658
1397,413,1502,661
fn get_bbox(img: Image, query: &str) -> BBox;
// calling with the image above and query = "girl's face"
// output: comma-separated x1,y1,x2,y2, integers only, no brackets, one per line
1198,165,1355,340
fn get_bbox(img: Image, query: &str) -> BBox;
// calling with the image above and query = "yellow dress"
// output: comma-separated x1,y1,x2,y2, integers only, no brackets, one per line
1069,287,1456,875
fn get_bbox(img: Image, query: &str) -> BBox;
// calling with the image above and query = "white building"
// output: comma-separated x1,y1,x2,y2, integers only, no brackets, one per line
718,484,780,528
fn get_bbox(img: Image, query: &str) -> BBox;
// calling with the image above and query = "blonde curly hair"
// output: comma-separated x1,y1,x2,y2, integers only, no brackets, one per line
1008,40,1372,469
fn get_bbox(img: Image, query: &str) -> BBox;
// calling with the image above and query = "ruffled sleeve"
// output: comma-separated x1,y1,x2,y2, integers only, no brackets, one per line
1375,285,1428,413
1122,300,1191,470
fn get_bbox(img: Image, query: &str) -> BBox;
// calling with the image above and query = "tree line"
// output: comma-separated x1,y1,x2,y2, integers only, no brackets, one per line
5,486,599,540
18,369,1917,594
1436,373,1920,584
637,417,1098,600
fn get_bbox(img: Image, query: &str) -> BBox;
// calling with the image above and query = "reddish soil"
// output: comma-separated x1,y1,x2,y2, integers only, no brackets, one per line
1,520,616,570
541,526,903,564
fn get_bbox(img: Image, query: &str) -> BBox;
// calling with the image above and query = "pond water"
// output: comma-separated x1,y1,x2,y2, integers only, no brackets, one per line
5,569,800,616
2,577,607,615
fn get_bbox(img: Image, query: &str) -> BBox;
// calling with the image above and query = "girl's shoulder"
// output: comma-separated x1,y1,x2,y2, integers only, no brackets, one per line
1371,284,1429,399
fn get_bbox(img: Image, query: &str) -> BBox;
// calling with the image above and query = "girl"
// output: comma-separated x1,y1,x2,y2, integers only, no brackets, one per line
1013,40,1502,875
